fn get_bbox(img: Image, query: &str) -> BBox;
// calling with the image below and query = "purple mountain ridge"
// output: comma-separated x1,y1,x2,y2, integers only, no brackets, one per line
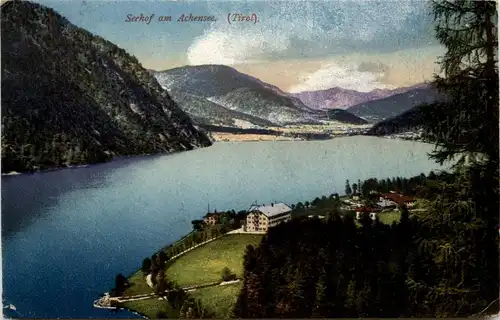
291,83,431,110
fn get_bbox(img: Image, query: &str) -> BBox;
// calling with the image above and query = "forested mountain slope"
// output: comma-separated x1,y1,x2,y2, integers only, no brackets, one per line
1,0,211,173
154,65,320,125
326,109,368,125
346,86,441,122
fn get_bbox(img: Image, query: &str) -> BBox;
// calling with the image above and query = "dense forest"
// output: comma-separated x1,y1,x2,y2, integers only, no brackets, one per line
346,86,442,122
364,105,432,136
232,171,478,318
200,125,331,140
234,1,499,318
234,209,422,318
234,169,498,317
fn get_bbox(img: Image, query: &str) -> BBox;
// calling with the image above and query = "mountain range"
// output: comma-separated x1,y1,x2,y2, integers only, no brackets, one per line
0,0,443,174
154,65,440,128
152,65,322,127
1,0,211,173
291,83,430,110
346,85,442,123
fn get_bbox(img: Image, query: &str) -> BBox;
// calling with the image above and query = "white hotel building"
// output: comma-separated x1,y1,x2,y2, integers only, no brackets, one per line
245,203,293,232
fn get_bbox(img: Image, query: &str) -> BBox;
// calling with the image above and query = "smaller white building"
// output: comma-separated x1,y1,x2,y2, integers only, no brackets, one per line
308,215,325,219
355,207,380,220
356,211,378,220
377,198,397,209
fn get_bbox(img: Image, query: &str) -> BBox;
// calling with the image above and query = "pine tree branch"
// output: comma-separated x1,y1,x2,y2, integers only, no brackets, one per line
472,298,499,317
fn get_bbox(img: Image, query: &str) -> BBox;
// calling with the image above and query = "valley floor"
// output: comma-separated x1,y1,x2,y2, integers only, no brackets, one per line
208,122,372,142
210,132,300,142
205,120,435,144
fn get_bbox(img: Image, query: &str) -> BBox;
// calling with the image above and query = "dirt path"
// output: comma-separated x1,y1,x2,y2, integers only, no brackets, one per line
146,274,153,288
94,279,241,308
95,232,251,309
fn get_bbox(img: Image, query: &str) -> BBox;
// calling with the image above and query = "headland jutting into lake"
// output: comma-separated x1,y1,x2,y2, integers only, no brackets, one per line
97,170,444,319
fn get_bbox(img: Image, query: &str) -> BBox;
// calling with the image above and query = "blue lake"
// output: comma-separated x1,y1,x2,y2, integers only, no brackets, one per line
2,137,446,318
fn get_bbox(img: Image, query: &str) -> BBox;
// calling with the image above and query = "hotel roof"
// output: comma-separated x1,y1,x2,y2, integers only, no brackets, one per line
249,203,292,217
381,193,415,203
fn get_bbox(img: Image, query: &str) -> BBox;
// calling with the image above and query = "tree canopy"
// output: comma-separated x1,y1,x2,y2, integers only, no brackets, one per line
233,1,499,318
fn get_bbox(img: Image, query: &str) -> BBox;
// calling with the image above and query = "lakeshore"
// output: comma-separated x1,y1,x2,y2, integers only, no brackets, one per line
99,173,434,318
0,133,427,176
202,121,370,142
2,138,445,318
2,0,496,317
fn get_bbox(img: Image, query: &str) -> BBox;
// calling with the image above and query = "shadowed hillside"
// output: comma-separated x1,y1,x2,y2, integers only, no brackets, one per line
1,1,211,173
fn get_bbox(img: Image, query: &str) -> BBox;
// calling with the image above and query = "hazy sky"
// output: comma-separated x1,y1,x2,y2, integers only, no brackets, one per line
35,0,444,92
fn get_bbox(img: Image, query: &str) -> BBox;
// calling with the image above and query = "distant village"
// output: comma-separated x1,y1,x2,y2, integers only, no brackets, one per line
345,190,416,220
383,128,427,142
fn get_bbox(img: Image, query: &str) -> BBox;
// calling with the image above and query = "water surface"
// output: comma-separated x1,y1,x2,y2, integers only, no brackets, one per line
2,137,445,318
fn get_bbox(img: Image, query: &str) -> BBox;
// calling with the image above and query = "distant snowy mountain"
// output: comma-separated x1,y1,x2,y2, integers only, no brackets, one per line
153,65,320,126
292,83,430,110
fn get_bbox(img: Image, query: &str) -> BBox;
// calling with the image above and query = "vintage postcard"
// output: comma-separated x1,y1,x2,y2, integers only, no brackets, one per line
1,0,498,319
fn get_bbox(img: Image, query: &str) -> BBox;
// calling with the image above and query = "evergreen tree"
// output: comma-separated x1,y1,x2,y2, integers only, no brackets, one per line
151,254,160,273
312,197,321,206
345,179,352,195
158,251,168,266
312,269,328,317
141,257,151,274
113,273,128,296
396,177,403,191
156,268,168,294
221,266,235,281
413,0,499,316
345,279,357,316
423,1,498,168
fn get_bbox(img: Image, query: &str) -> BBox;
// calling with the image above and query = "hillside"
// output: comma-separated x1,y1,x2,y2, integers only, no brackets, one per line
365,103,442,142
346,86,441,122
208,87,320,125
153,65,320,126
1,1,211,173
292,84,429,110
365,106,427,135
154,65,285,98
326,109,368,125
167,89,276,128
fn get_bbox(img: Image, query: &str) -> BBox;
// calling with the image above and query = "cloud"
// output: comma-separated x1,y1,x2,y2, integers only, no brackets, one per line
187,28,291,65
288,62,393,93
357,61,389,74
186,1,434,66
